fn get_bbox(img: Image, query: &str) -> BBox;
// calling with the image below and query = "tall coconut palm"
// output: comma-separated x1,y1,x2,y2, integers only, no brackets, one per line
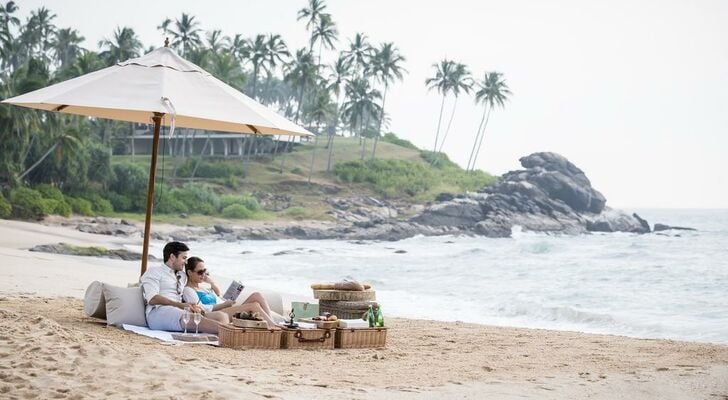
206,29,229,53
284,48,317,123
310,13,338,66
261,33,289,98
297,0,327,51
341,77,382,137
323,55,351,171
156,18,172,36
369,42,406,159
98,26,142,65
436,62,472,155
343,33,372,77
246,34,267,99
28,7,56,59
425,59,454,153
229,33,249,61
209,52,245,89
0,1,19,63
468,72,511,171
51,27,84,69
168,13,201,57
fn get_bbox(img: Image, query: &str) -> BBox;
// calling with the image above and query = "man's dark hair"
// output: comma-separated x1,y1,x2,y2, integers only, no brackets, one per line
163,241,189,262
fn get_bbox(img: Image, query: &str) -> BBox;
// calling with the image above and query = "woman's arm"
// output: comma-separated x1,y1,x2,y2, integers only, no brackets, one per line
211,299,235,311
203,274,223,297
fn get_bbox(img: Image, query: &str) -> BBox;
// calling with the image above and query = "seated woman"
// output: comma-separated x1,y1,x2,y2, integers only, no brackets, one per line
183,256,280,328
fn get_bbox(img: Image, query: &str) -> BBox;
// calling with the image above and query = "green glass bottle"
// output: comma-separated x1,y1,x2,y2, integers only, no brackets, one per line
367,305,375,328
376,305,384,327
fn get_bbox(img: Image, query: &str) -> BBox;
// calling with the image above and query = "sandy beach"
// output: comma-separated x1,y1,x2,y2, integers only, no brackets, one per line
1,218,727,399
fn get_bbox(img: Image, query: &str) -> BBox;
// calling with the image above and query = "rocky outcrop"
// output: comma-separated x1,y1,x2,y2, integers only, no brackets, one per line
29,242,156,261
653,223,696,232
412,152,651,237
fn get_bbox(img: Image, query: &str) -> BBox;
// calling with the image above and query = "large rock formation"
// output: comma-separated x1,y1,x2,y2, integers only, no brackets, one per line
413,152,650,238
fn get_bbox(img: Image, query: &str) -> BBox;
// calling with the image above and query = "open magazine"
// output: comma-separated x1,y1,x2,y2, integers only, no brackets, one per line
222,280,244,301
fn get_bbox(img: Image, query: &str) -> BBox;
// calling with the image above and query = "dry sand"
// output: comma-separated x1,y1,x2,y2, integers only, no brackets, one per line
1,218,727,399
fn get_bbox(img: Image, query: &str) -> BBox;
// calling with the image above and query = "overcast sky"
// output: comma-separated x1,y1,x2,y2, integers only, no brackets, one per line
17,0,728,208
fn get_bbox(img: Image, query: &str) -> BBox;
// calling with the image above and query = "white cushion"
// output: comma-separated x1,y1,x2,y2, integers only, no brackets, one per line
84,281,106,319
102,284,147,327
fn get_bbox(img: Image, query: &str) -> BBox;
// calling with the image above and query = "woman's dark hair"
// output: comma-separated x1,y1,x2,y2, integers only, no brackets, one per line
185,256,204,274
163,241,189,262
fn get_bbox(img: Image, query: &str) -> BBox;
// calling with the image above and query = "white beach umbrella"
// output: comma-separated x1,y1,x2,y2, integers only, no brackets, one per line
2,42,313,274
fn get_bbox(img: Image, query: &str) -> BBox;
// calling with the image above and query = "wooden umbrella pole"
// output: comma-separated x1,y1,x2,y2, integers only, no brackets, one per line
140,112,165,276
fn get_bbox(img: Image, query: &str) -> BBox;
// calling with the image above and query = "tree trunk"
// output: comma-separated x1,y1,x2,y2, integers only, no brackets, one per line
295,81,306,123
438,96,459,153
252,64,259,99
433,95,446,152
307,134,318,184
470,106,493,172
326,133,335,172
278,136,293,173
466,105,488,171
191,133,212,178
19,140,58,181
371,84,388,160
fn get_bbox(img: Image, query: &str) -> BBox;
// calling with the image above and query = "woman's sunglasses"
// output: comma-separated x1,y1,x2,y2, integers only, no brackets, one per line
194,269,208,276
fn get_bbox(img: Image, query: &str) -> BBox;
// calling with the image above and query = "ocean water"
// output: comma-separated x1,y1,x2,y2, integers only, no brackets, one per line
150,209,728,344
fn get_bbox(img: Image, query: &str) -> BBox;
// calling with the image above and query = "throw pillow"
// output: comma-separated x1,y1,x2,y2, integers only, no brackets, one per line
103,284,146,327
84,281,106,319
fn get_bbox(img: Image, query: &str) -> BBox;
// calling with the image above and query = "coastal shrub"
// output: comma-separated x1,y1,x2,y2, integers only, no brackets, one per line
107,192,133,212
283,206,308,219
66,197,94,216
87,194,113,214
0,194,11,219
219,194,259,212
86,143,114,185
290,167,304,175
381,133,418,150
334,159,433,198
154,195,188,214
9,187,49,219
110,162,148,195
172,183,220,215
35,184,72,217
221,204,254,219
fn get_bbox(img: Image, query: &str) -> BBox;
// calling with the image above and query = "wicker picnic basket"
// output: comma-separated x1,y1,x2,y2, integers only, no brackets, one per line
319,300,378,320
335,328,387,349
313,289,376,301
280,328,334,349
218,324,281,350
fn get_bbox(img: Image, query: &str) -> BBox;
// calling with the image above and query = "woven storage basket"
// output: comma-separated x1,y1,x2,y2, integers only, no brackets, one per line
218,324,281,349
335,328,387,349
313,289,376,301
281,328,334,349
319,300,378,320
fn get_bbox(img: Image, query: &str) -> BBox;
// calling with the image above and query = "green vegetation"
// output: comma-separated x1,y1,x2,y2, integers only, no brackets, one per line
0,194,11,219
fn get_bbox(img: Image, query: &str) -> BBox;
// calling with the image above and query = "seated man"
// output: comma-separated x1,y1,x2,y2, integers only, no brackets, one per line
140,241,220,334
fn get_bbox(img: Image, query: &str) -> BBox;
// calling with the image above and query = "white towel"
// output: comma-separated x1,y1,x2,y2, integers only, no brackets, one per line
122,324,219,346
337,319,369,329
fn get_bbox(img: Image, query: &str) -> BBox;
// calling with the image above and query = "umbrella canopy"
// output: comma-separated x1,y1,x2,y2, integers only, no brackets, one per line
2,44,313,275
3,46,312,136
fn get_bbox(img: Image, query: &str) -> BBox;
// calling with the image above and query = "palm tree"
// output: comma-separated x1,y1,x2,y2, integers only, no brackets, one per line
229,34,249,60
284,48,317,123
369,42,406,159
425,59,454,153
168,13,201,57
51,27,84,69
28,7,56,59
209,52,245,89
206,29,229,53
310,13,338,66
261,33,289,98
467,72,511,171
246,34,267,99
56,49,104,80
0,1,19,62
324,55,351,171
435,62,472,155
341,77,382,137
98,26,142,65
157,18,172,36
297,0,327,51
343,33,372,77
